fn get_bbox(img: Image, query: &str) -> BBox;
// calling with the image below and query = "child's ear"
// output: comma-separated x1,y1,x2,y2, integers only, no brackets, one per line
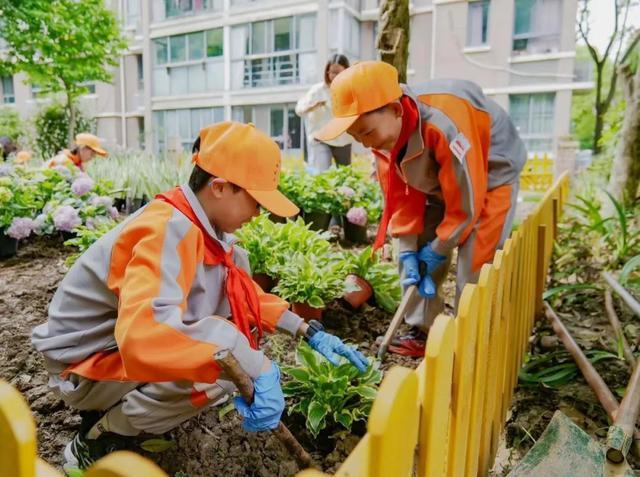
389,101,403,118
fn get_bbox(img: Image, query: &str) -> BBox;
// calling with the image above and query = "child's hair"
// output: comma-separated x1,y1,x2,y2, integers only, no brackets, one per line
324,54,350,85
188,135,240,193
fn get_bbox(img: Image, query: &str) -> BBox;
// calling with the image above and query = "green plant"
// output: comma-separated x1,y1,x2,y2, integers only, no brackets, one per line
33,102,95,158
346,247,401,312
0,107,24,143
282,341,382,437
272,251,353,308
619,254,640,293
64,219,118,267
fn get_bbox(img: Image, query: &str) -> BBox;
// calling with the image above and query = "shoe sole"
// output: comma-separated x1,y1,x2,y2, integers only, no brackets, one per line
62,441,81,476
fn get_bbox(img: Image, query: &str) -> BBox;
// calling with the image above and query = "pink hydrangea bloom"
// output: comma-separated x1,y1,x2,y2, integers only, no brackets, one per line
7,217,35,239
71,176,94,196
91,196,113,208
53,205,81,232
337,186,356,198
108,206,119,219
346,206,367,226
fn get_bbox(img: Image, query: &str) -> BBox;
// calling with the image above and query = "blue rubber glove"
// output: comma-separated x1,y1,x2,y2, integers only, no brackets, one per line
309,331,369,373
233,361,284,432
416,243,447,299
399,251,421,287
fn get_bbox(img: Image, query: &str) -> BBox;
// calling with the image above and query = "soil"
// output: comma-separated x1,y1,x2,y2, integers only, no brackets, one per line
0,236,428,477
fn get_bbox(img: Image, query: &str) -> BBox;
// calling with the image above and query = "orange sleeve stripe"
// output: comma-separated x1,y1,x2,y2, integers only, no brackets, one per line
253,283,290,333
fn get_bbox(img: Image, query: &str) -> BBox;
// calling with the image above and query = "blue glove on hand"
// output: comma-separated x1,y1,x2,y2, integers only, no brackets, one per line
399,251,421,287
233,361,284,432
416,243,447,299
309,331,369,373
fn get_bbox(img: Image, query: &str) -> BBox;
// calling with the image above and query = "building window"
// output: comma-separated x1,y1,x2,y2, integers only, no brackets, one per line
509,93,555,153
231,14,316,89
467,0,490,47
136,54,144,91
232,103,301,151
153,106,224,152
81,82,96,95
126,0,140,28
1,76,15,104
152,28,224,96
163,0,222,19
513,0,562,55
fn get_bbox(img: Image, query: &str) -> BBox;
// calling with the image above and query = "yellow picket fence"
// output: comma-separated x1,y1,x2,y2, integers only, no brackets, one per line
0,379,168,477
520,154,554,192
300,172,570,477
2,173,569,477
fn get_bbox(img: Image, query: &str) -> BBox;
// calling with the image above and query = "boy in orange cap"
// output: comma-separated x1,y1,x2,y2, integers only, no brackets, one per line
32,122,367,474
316,61,526,356
47,133,108,171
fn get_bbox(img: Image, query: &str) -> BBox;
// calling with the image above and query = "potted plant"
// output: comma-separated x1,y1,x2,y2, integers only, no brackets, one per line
282,341,382,438
235,214,279,291
343,206,369,244
272,251,354,320
280,171,342,231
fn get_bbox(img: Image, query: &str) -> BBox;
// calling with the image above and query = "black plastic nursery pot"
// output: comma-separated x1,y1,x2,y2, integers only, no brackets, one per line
0,229,18,259
126,195,150,214
303,211,331,231
342,218,368,244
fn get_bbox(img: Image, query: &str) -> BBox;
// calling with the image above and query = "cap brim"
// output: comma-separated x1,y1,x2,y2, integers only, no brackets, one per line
247,189,299,217
90,147,108,157
314,115,359,142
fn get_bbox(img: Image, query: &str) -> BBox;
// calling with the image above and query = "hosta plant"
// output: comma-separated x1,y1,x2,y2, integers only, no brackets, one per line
282,341,382,437
346,247,401,313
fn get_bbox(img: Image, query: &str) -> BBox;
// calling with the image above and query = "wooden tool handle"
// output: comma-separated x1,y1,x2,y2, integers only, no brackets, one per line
377,285,418,361
218,353,314,469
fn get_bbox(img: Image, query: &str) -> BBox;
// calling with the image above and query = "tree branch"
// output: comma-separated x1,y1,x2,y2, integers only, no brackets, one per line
612,0,633,67
577,2,602,65
620,29,640,66
603,0,623,61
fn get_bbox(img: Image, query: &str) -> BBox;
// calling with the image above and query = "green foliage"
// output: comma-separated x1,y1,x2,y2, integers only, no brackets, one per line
33,102,95,158
0,0,127,99
279,170,344,215
519,350,619,388
282,341,382,437
571,90,595,150
346,247,401,312
619,254,640,292
0,107,24,143
139,438,175,453
64,219,118,267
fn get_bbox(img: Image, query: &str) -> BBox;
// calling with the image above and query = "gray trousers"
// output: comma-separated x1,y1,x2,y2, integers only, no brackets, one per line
45,358,234,435
310,141,351,173
401,182,519,331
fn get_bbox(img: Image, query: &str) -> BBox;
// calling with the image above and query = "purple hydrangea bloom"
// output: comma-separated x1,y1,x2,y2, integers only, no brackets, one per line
337,186,356,198
90,196,113,208
71,176,94,196
53,165,72,179
108,206,119,219
85,218,95,230
53,205,81,232
0,163,13,176
346,206,367,226
7,217,35,240
33,213,48,232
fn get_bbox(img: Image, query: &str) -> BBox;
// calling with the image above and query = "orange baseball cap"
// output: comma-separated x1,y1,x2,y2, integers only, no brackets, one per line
75,133,107,156
194,122,299,217
314,61,403,142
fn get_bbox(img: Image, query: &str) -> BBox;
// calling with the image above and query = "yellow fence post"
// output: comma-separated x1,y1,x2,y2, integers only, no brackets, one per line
465,264,497,477
85,451,168,477
447,285,481,477
417,314,455,477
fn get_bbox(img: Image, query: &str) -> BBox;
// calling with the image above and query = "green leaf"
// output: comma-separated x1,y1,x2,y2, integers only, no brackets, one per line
282,367,310,382
307,401,328,437
542,284,601,299
217,401,235,420
307,295,325,308
620,255,640,285
65,468,85,477
140,438,175,453
335,410,354,429
352,385,378,400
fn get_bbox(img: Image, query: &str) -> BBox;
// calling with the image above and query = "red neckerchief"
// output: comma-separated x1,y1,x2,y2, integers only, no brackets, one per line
156,187,264,349
372,95,419,250
66,151,84,171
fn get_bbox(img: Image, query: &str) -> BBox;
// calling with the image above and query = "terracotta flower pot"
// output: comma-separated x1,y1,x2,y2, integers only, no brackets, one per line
292,302,324,321
303,211,331,231
343,274,373,309
342,218,368,244
252,272,275,292
0,229,18,259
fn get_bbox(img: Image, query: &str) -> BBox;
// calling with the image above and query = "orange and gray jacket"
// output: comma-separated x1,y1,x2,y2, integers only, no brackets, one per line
376,80,526,254
32,185,303,384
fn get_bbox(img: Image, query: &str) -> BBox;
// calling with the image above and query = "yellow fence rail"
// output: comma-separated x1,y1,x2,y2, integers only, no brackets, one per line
300,172,570,477
0,379,167,477
520,154,554,192
2,173,569,477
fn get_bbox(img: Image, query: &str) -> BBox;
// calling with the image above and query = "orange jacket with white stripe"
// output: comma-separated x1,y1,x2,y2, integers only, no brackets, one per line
374,81,526,255
32,185,302,384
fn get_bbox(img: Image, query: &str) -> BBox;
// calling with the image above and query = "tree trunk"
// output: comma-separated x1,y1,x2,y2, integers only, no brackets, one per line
66,91,76,148
593,105,604,155
376,0,410,83
607,63,640,206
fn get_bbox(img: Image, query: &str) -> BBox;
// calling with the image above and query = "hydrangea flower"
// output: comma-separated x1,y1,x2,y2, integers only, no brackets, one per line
7,217,35,240
0,186,13,203
71,176,94,196
53,205,81,232
108,206,119,219
90,196,113,208
53,165,72,180
33,213,48,232
346,206,367,226
85,218,95,230
337,186,356,198
0,163,13,176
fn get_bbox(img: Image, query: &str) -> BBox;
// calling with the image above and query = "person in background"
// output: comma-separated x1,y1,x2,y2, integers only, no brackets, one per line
295,54,352,173
15,150,33,165
0,136,17,160
47,133,107,171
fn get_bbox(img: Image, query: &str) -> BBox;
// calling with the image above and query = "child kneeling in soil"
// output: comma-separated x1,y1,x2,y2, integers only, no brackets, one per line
32,122,367,474
315,61,527,356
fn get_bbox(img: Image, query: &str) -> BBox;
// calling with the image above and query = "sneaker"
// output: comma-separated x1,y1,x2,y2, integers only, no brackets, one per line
63,413,132,475
387,329,428,357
